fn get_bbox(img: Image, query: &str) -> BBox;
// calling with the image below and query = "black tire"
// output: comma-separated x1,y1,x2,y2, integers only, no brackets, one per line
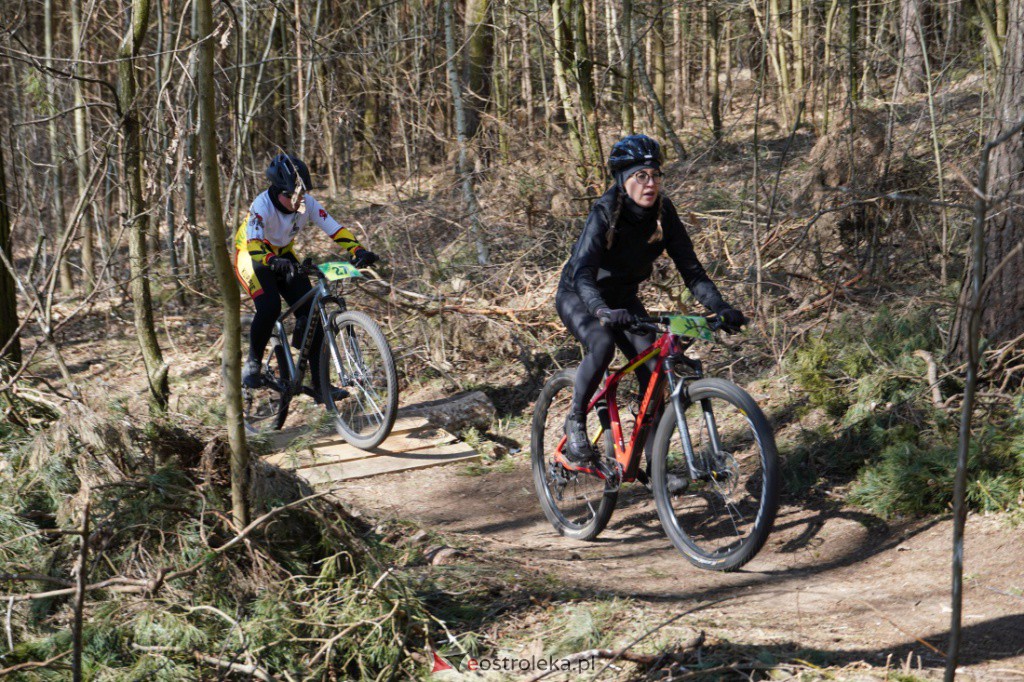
650,378,778,571
240,315,291,434
320,310,398,449
531,368,617,541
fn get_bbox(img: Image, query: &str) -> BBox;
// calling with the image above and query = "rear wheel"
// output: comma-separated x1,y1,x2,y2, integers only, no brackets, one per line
240,315,291,434
650,378,778,571
531,368,617,541
320,310,398,449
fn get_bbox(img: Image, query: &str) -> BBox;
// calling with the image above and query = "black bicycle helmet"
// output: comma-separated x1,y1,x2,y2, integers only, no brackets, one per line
607,135,662,175
266,154,312,193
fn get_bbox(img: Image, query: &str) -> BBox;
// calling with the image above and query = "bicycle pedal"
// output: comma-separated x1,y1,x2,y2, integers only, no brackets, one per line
595,458,623,492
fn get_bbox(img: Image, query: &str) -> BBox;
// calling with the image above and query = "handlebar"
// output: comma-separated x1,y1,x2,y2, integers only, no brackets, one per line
298,259,323,277
298,257,378,280
632,314,725,335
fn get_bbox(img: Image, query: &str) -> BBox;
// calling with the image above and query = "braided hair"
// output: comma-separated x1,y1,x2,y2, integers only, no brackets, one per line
605,186,663,249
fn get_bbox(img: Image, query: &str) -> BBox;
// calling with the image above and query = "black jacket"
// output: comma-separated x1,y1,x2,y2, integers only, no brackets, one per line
558,185,728,316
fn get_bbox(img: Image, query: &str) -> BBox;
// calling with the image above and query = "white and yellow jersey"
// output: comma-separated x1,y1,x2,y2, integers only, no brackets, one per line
233,190,360,266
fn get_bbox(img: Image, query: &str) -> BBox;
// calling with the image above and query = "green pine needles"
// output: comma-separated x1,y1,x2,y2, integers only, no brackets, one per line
786,306,1024,519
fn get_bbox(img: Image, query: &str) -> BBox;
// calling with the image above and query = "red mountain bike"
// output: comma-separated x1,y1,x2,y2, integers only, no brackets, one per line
531,315,779,571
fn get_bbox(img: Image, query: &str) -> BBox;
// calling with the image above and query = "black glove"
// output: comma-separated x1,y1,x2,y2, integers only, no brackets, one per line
351,248,379,268
269,256,297,283
717,307,748,334
595,307,634,329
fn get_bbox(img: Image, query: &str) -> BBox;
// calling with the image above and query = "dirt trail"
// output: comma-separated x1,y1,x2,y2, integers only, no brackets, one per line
334,456,1024,678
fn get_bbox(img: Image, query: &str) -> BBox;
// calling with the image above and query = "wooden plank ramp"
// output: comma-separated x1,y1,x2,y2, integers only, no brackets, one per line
261,416,481,483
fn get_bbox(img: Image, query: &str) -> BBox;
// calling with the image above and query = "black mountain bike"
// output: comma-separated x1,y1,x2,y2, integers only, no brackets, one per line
241,260,398,449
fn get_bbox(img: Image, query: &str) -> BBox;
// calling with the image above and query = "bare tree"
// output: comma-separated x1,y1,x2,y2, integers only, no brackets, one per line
950,0,1024,359
464,0,494,138
45,0,73,295
895,0,926,97
118,0,169,411
0,138,18,366
195,0,251,527
444,0,488,264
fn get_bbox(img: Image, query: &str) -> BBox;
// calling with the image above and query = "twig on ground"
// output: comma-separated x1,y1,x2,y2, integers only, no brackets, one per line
0,649,73,676
0,491,334,603
132,644,280,681
913,350,944,407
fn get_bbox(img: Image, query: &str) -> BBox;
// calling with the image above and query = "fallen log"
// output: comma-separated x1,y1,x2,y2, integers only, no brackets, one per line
398,391,496,434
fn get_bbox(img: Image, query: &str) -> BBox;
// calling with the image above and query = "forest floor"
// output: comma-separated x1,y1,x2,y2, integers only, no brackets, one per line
13,81,1024,677
332,407,1024,681
34,296,1024,680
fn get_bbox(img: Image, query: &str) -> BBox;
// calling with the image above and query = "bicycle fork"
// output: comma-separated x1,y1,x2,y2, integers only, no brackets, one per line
666,372,723,481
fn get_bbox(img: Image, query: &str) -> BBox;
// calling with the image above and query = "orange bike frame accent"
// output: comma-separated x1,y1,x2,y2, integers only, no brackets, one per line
556,330,683,482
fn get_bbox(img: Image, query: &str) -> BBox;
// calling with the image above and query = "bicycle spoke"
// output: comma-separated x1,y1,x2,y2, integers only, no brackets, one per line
531,369,617,541
653,379,778,570
322,311,398,449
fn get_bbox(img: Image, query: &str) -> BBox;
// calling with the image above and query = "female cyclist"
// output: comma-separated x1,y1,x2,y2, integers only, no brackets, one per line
556,135,747,465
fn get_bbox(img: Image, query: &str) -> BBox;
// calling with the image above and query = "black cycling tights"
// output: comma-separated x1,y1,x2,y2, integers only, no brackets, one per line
250,257,324,385
555,288,655,416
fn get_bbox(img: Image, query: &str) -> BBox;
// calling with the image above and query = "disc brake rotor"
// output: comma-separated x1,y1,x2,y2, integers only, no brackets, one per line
708,450,740,496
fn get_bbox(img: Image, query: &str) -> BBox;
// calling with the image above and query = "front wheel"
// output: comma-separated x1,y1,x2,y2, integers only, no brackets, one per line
320,310,398,449
531,368,617,541
650,378,778,571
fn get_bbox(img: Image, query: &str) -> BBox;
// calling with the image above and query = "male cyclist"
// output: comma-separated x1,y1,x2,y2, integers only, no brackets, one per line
234,153,379,395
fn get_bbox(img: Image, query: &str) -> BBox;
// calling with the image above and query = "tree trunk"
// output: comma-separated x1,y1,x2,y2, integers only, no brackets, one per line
45,0,73,295
848,0,861,103
70,0,94,292
0,138,18,366
119,0,169,411
532,0,554,139
184,6,201,280
770,0,791,123
619,0,634,134
950,0,1024,361
572,0,603,180
792,0,805,97
156,0,184,305
195,0,251,528
464,0,493,139
709,2,722,142
977,0,1004,67
495,1,512,160
652,0,666,139
520,13,535,133
444,0,489,265
634,20,687,158
551,0,588,179
896,0,926,97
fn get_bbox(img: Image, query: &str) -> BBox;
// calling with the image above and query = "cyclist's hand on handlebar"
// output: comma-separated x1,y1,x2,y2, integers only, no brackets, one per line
595,307,634,329
717,307,748,334
351,247,379,268
269,256,298,283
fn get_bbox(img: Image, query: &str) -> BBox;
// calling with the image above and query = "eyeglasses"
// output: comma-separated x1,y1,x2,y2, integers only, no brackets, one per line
632,170,663,185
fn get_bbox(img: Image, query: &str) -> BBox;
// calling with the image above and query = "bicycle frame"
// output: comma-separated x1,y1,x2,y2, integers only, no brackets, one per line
269,271,349,398
554,327,706,483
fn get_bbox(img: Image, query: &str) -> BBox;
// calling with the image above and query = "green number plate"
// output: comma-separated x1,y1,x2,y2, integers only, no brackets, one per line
318,261,363,281
668,315,714,341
